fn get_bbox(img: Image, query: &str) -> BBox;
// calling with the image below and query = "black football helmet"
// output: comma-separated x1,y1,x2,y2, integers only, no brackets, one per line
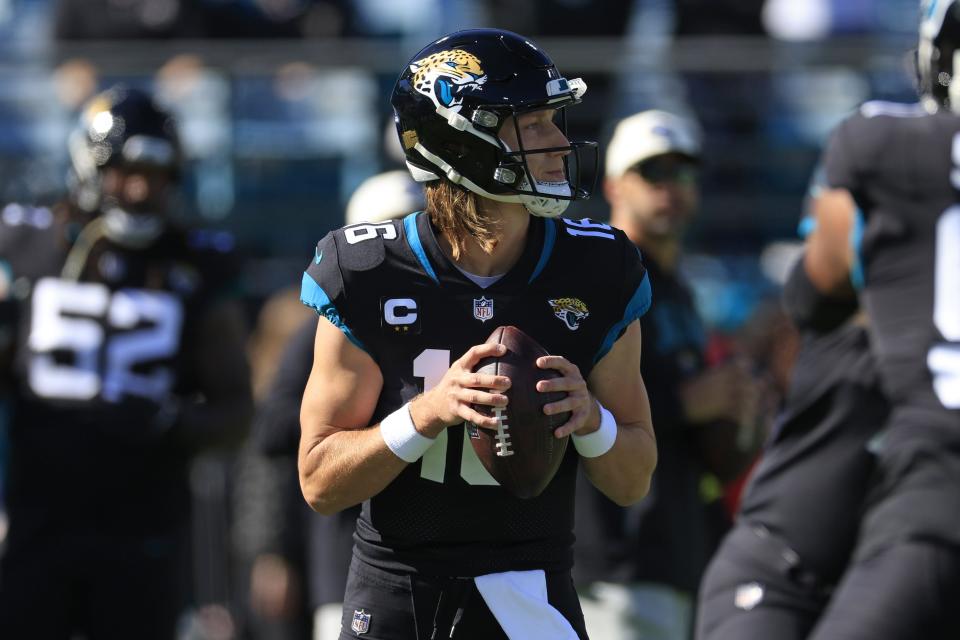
68,85,181,246
919,0,960,112
391,28,598,218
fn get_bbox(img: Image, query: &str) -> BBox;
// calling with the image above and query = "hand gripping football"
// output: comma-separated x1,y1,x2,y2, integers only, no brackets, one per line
469,325,571,499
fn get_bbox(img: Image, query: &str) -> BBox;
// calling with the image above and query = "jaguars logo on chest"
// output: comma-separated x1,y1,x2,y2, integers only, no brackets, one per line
548,297,590,331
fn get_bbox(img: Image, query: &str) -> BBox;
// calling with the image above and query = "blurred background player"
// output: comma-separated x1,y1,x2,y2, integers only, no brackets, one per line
799,2,960,637
235,169,424,640
574,109,767,640
0,85,252,639
696,248,888,639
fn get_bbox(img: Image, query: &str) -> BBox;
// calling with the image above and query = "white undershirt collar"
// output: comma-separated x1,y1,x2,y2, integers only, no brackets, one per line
453,263,505,289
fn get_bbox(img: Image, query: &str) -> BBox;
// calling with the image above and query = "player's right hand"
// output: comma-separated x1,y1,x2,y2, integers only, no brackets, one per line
409,342,511,438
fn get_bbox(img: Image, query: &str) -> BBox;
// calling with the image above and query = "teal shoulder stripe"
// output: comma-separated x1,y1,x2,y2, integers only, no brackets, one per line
403,212,439,284
299,272,369,354
593,272,652,364
529,218,557,284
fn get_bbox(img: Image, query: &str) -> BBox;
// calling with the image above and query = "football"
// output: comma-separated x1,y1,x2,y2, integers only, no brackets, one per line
469,325,571,499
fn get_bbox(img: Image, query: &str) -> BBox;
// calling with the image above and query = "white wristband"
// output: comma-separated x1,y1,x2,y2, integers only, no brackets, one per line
572,401,618,458
380,402,435,463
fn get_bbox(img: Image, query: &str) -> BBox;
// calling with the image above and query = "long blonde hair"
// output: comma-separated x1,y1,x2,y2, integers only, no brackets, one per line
424,180,500,260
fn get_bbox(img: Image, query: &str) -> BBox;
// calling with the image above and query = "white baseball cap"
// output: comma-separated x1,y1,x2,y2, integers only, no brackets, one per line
345,170,426,225
605,110,702,179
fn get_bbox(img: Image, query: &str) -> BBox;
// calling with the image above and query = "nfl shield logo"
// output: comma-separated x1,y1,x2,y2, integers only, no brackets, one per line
351,609,371,635
473,296,494,322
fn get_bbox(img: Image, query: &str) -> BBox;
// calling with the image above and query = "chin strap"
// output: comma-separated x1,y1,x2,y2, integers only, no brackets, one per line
411,142,572,218
60,209,165,281
61,217,109,281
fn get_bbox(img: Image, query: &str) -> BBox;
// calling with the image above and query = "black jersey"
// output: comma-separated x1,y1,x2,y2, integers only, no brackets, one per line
0,205,239,538
737,324,888,583
301,212,650,576
822,102,960,428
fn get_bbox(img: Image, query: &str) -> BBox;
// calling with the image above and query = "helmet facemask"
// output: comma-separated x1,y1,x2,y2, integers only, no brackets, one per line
493,101,599,217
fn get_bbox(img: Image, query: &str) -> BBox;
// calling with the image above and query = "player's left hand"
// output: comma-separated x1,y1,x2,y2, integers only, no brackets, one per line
535,355,601,439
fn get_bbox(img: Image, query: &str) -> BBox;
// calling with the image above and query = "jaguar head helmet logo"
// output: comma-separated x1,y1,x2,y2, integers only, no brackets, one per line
549,297,590,331
410,49,487,112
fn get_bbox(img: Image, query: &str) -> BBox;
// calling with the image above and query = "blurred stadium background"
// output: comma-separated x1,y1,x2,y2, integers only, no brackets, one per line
0,0,920,330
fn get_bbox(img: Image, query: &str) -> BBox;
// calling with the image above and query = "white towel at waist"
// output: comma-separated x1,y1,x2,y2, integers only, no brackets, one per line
474,569,579,640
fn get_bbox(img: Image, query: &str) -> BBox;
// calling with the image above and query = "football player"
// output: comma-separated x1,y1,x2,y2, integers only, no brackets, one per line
696,248,888,639
0,86,252,639
298,29,657,640
798,2,960,637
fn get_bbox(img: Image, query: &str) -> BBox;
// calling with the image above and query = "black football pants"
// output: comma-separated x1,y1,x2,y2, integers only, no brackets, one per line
337,556,588,640
807,540,960,640
696,524,831,640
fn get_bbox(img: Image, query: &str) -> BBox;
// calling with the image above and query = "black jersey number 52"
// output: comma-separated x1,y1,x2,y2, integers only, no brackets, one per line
27,277,184,404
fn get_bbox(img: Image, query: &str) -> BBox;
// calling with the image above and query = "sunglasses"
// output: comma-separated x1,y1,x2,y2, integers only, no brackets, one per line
632,156,699,185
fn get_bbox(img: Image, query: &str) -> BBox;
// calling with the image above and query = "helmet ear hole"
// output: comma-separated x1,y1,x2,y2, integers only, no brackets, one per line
441,141,470,160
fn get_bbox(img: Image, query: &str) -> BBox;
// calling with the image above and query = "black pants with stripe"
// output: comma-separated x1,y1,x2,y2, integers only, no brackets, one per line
337,556,588,640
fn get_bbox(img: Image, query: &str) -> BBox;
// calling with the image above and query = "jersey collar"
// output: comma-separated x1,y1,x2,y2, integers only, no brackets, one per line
408,211,553,291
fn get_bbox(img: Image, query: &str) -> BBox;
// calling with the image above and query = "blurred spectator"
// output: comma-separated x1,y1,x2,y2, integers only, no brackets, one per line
52,58,99,113
344,169,425,225
524,0,635,36
0,85,252,638
234,169,423,640
349,0,488,41
675,0,766,35
200,0,352,39
53,0,205,39
247,287,315,401
53,0,356,40
607,0,692,143
155,54,235,221
233,289,314,640
574,110,765,640
762,0,833,41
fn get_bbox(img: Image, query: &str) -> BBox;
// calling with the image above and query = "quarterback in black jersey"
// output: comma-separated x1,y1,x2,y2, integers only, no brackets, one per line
800,2,960,637
0,87,252,639
298,29,656,640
